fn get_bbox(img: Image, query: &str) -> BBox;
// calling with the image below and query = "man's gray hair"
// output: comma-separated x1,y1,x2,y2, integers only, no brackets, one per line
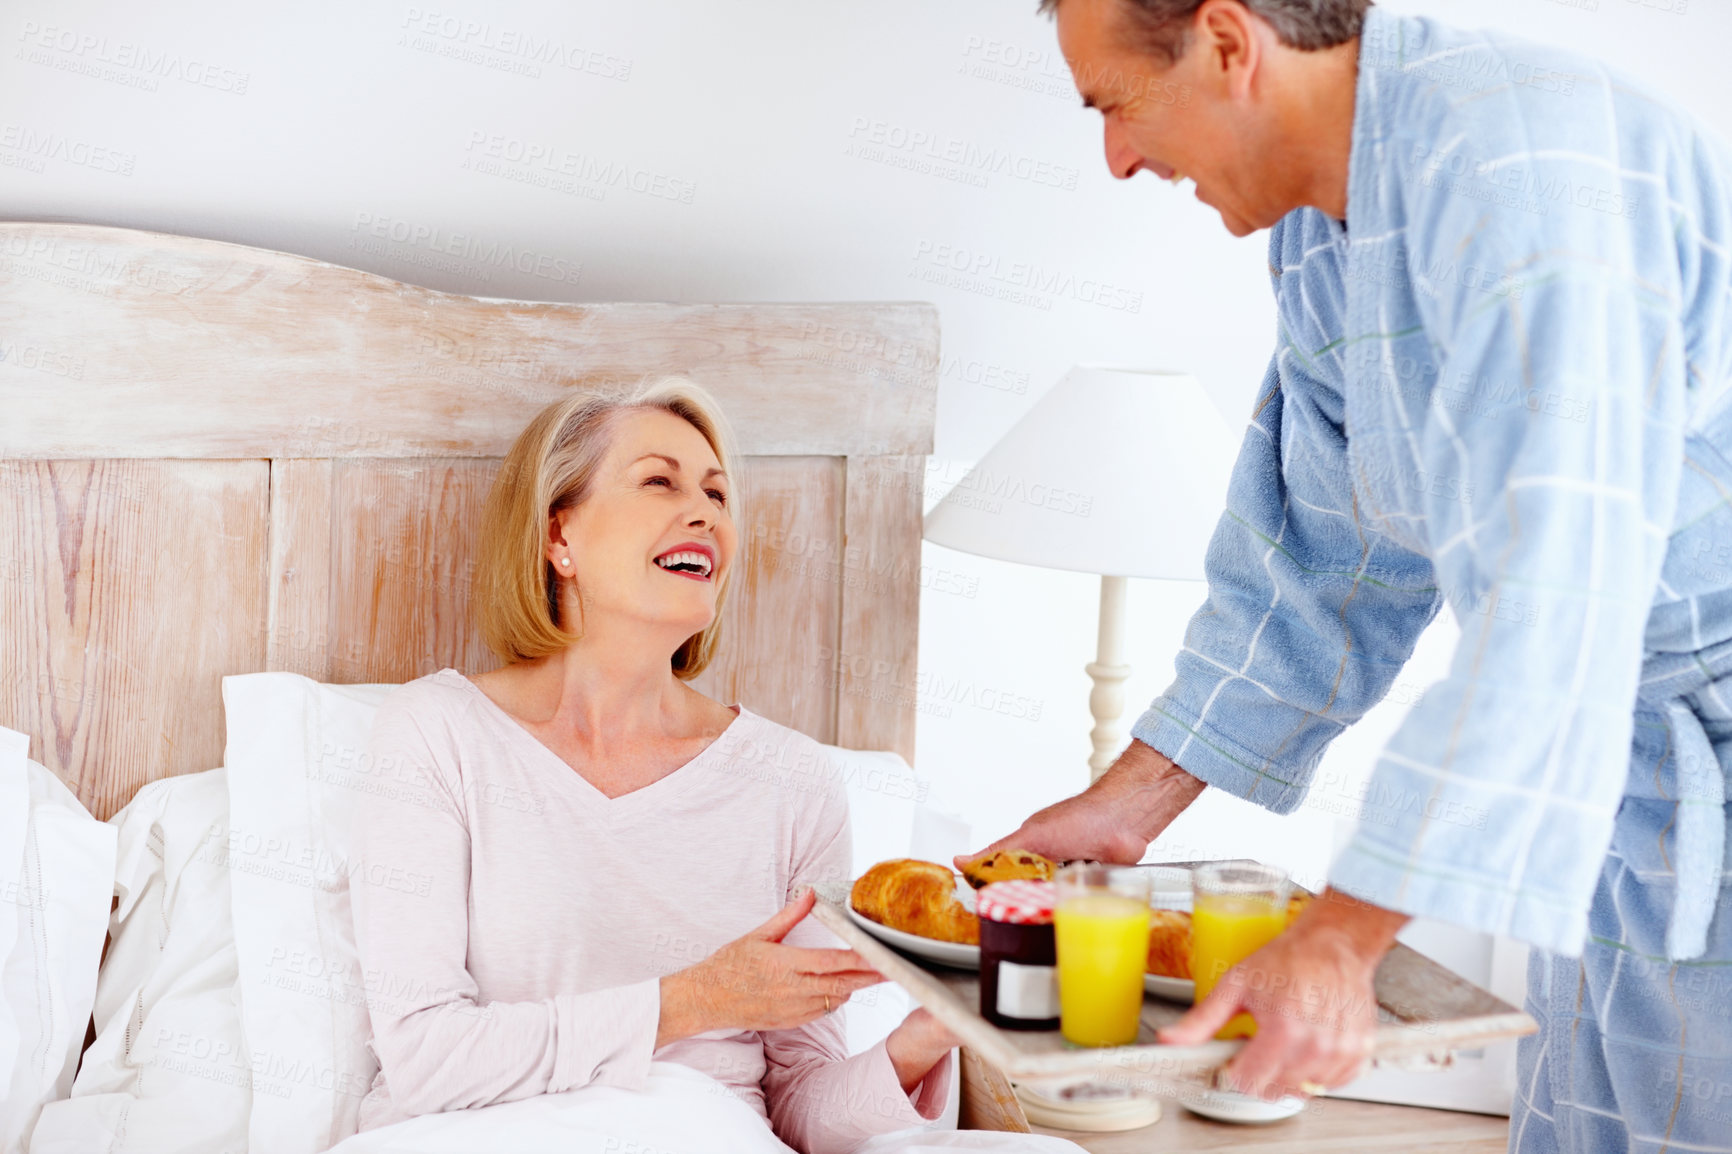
1037,0,1371,65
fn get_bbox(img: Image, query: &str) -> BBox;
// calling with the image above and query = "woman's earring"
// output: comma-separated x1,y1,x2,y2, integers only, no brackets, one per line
560,557,571,568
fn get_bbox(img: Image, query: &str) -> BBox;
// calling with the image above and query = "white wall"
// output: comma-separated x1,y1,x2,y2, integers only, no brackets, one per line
3,0,1726,877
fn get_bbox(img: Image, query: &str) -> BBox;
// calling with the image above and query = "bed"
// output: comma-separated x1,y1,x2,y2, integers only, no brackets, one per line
0,220,1030,1139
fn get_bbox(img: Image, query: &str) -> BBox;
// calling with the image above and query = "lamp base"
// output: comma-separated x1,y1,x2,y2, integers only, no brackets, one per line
1086,575,1131,783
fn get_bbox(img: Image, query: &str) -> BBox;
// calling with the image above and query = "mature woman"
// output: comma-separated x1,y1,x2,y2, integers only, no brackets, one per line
340,380,1078,1154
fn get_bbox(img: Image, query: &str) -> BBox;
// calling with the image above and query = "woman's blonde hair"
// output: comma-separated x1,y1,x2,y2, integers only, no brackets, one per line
475,376,741,679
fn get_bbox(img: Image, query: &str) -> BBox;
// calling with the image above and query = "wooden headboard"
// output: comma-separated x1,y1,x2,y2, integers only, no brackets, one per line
0,223,938,821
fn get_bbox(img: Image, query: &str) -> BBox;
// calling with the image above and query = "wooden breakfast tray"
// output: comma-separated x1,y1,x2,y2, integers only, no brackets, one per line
813,876,1536,1099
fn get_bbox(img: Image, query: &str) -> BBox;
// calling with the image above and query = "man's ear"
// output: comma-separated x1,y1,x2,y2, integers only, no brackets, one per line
1194,0,1261,100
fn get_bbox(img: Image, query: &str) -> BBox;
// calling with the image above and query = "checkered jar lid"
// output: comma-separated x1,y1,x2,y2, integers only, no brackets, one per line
976,879,1056,925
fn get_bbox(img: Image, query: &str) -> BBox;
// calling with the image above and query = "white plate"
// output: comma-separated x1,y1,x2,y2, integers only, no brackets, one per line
1144,973,1194,1002
1180,1089,1306,1124
844,903,981,970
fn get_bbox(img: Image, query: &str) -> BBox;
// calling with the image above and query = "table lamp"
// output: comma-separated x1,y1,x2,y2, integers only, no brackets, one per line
924,366,1236,782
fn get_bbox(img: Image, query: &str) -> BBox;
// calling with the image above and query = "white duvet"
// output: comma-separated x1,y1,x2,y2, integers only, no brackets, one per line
322,1061,1083,1154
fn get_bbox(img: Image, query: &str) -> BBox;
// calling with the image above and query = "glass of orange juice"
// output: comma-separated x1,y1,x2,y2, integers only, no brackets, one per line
1053,864,1150,1047
1191,862,1291,1040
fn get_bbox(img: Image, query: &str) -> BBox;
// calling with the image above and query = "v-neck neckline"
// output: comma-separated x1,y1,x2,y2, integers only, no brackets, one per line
438,668,746,811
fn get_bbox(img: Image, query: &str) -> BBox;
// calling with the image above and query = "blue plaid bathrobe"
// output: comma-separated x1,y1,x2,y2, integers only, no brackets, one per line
1130,8,1732,1151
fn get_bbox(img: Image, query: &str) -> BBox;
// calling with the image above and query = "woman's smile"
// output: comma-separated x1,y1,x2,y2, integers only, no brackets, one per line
653,542,716,581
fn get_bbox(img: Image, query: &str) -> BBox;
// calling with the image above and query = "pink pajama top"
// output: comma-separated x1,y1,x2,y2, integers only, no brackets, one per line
348,669,951,1153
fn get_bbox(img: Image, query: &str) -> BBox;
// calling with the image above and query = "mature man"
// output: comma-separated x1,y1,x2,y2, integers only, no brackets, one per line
962,1,1732,1149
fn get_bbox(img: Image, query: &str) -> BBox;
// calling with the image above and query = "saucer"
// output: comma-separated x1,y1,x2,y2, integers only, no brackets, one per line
1179,1087,1307,1124
1013,1079,1164,1132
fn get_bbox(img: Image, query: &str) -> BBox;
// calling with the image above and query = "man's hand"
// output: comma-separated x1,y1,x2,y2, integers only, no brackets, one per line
955,739,1205,870
1156,888,1409,1099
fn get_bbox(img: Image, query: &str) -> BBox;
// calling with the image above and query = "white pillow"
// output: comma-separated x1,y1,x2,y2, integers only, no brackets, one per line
829,746,925,881
221,674,396,1154
794,743,929,1056
0,726,117,1154
28,768,249,1154
218,672,932,1152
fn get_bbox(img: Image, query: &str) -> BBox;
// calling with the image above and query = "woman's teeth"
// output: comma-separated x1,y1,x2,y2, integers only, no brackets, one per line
655,551,712,577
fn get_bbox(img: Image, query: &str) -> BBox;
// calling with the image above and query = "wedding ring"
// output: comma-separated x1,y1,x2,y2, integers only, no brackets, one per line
1298,1080,1328,1097
824,995,831,1014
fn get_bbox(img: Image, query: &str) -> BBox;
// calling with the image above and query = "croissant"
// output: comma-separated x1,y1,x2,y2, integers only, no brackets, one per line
1146,909,1192,979
850,859,980,945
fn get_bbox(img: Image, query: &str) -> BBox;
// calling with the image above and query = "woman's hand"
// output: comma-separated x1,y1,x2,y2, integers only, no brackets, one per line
657,888,883,1047
1155,889,1408,1100
885,1008,961,1094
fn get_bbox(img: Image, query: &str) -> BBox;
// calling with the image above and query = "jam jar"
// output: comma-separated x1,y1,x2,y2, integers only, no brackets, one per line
976,879,1059,1030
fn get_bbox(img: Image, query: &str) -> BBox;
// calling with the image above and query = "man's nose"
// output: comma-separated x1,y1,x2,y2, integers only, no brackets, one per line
1103,118,1144,180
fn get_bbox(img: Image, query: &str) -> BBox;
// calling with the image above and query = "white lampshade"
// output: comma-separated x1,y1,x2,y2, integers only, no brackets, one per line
924,366,1236,580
